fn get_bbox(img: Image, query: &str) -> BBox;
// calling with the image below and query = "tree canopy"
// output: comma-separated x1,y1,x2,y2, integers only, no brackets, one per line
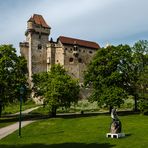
131,40,148,112
32,64,80,116
0,45,28,116
84,45,132,111
84,41,148,113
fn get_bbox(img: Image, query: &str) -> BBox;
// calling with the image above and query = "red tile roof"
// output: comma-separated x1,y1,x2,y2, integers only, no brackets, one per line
28,14,50,28
58,36,100,49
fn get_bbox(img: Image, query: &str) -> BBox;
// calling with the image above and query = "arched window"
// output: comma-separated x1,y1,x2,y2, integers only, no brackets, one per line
69,58,74,62
89,50,93,54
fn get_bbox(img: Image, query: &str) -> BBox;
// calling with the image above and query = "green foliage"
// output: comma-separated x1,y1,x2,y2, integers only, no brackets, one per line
138,99,148,114
129,40,148,111
32,64,80,116
136,65,148,113
2,99,36,115
120,96,134,110
84,41,148,113
0,45,29,116
84,45,131,110
73,100,98,112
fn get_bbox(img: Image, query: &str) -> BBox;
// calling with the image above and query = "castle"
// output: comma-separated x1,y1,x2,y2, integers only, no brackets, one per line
20,14,100,86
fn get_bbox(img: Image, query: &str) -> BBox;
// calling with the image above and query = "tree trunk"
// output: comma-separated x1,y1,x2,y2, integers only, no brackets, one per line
109,106,113,114
0,106,2,117
0,100,2,118
51,106,57,117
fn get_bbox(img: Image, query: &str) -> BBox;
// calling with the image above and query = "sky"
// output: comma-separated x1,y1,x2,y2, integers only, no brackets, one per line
0,0,148,54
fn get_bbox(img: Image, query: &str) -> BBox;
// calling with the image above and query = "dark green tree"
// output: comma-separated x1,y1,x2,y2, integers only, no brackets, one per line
0,45,28,116
125,40,148,111
136,65,148,113
32,64,80,117
84,45,132,113
131,40,148,112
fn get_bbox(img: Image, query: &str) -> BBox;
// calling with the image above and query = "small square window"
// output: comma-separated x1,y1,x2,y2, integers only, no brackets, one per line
38,44,42,50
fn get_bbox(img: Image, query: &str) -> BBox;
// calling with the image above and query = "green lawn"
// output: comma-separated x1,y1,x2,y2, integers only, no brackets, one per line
0,113,147,148
0,100,39,128
2,100,37,115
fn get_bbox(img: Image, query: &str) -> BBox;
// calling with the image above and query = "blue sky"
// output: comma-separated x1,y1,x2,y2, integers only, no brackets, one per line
1,0,148,54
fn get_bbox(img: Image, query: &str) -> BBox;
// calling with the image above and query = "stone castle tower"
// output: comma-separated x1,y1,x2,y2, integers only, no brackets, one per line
20,14,100,87
20,14,51,83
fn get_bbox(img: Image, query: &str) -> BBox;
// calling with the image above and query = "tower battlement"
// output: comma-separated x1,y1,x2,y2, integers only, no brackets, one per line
26,14,51,36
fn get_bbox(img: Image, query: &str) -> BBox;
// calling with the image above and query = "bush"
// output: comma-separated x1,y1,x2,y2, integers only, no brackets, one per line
138,99,148,114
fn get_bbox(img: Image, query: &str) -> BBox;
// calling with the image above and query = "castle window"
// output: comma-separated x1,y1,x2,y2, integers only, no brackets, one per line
69,58,74,63
74,46,78,51
89,51,93,54
65,48,67,51
39,34,41,39
74,53,79,57
83,50,85,53
38,44,42,50
78,58,82,63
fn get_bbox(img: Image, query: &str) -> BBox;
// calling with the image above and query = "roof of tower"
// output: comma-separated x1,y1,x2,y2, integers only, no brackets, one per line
58,36,100,49
28,14,50,28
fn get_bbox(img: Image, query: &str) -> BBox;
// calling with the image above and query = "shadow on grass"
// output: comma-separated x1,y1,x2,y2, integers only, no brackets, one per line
117,110,140,116
55,110,141,119
0,110,142,123
0,111,109,123
0,143,115,148
0,114,48,124
125,133,132,137
56,112,109,119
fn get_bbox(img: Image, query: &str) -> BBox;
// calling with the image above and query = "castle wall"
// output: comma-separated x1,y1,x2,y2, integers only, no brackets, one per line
20,42,29,71
31,33,48,74
55,46,64,65
62,44,97,83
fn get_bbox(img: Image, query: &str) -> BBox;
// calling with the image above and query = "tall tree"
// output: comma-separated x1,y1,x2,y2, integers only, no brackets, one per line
131,40,148,112
136,65,148,113
84,45,131,112
0,45,28,116
32,64,80,117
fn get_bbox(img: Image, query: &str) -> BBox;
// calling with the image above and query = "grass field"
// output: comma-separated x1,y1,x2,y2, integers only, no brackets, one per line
2,100,37,115
0,113,147,148
0,100,38,128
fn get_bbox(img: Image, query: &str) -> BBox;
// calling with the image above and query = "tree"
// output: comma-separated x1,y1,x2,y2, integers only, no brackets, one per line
32,64,80,117
0,45,28,117
132,40,148,112
136,65,148,113
84,45,132,113
125,40,148,111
